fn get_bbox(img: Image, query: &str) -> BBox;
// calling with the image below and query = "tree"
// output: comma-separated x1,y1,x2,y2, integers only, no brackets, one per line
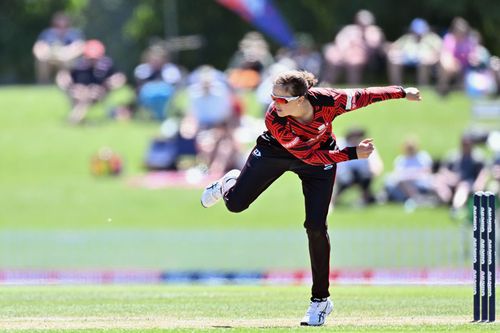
0,0,87,83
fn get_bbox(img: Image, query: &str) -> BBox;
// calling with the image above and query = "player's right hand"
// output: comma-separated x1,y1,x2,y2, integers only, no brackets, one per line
404,87,421,101
356,138,374,159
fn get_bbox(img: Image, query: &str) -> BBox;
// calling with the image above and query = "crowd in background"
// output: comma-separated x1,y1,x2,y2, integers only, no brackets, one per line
33,11,500,219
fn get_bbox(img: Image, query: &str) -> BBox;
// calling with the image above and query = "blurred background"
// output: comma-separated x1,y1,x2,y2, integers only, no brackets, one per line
1,0,500,284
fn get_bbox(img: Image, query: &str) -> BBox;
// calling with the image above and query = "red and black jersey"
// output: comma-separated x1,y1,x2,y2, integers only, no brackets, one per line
264,86,406,166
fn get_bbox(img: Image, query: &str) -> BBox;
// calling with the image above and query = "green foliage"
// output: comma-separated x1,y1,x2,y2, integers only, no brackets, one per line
0,0,64,82
81,0,139,77
124,1,161,41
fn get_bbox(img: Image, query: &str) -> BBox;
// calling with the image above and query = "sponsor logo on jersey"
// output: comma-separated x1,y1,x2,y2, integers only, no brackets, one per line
283,137,300,148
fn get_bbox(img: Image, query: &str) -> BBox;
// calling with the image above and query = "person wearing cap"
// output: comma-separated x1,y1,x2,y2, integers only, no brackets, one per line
55,39,126,124
32,12,85,84
387,18,442,86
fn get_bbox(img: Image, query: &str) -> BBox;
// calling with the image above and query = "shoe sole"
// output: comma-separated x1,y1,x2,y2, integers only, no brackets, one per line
300,322,323,326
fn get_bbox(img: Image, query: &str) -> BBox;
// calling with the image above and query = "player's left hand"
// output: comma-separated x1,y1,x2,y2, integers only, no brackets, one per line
356,138,375,159
404,87,421,101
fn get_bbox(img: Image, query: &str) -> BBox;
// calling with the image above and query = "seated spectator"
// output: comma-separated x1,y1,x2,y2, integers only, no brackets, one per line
464,31,497,98
184,65,243,175
133,45,182,121
384,138,434,209
32,12,84,84
331,128,383,207
491,55,500,95
144,133,197,171
434,134,488,218
287,33,322,78
387,18,442,86
437,17,476,96
322,9,385,85
227,32,274,90
56,39,126,124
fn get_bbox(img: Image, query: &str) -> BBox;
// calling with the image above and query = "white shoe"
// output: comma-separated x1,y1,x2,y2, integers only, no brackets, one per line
300,298,333,326
200,169,240,208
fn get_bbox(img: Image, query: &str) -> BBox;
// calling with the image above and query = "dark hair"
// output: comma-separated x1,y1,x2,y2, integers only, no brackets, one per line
274,70,318,96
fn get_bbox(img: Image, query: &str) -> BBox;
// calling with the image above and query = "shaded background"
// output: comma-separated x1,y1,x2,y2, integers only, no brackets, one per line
2,0,500,83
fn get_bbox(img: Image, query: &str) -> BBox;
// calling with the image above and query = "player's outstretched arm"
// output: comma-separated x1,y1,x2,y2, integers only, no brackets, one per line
334,86,418,116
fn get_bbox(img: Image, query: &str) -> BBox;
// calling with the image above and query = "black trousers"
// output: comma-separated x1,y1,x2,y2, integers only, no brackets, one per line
224,134,336,299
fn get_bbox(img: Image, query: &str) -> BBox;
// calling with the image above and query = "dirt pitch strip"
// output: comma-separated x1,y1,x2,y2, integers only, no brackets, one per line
0,315,476,329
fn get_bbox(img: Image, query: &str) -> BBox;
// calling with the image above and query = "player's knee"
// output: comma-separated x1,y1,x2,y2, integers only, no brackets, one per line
305,223,328,235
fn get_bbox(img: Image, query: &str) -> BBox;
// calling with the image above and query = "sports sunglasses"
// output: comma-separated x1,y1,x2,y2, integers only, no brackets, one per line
270,94,301,104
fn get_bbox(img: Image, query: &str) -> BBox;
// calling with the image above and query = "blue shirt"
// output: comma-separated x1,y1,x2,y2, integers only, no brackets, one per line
38,28,83,46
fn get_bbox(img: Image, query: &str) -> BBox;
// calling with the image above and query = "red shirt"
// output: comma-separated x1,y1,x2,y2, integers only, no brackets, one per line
265,86,406,166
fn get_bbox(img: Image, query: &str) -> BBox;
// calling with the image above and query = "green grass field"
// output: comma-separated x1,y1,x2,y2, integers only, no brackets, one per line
1,285,497,332
0,85,472,230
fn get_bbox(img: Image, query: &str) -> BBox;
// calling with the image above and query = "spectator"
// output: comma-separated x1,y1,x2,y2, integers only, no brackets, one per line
32,12,84,84
331,127,383,207
133,45,182,121
384,137,434,210
227,31,274,90
322,9,386,85
491,55,500,95
434,134,488,218
56,39,126,124
437,17,476,96
486,131,500,196
184,65,242,175
387,18,442,86
287,33,322,78
464,31,497,98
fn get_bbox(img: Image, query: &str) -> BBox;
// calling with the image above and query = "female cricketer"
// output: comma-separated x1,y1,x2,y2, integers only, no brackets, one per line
201,70,421,326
